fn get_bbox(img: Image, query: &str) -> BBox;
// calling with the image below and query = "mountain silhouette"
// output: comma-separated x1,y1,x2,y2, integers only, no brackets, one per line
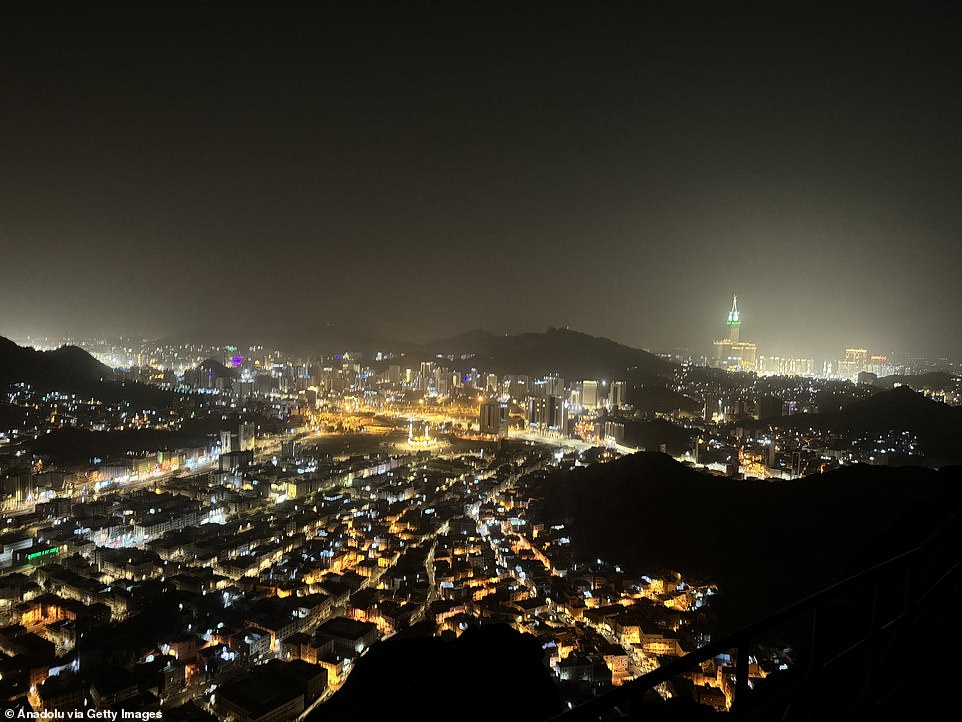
0,336,113,388
762,386,962,462
533,452,962,633
0,336,171,408
872,371,959,392
311,623,561,721
626,384,701,414
421,327,672,380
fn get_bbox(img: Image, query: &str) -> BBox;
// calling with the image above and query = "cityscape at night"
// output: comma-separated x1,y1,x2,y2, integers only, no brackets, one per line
2,2,961,721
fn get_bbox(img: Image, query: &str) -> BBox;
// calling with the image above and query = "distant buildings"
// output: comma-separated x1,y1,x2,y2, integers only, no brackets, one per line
581,380,600,409
220,422,256,455
713,296,757,373
528,395,567,434
835,348,894,380
836,348,869,379
756,356,815,377
608,381,626,409
479,400,508,436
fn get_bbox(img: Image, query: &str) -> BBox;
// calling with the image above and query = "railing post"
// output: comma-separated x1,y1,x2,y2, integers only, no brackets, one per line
865,570,882,710
733,636,750,721
807,604,822,722
894,552,915,698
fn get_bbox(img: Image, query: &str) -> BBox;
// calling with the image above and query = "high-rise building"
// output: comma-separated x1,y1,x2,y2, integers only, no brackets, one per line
255,374,274,394
581,380,599,409
757,356,815,377
527,396,566,434
544,395,567,432
756,395,783,420
608,381,626,409
703,394,721,422
713,295,757,372
867,355,894,378
543,375,565,398
836,348,869,379
604,421,625,444
506,374,530,400
222,423,255,454
726,295,741,343
419,361,436,391
387,365,402,384
527,397,544,427
238,422,255,452
479,400,504,435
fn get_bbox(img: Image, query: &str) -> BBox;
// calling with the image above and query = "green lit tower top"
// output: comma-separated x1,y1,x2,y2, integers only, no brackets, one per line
726,294,741,342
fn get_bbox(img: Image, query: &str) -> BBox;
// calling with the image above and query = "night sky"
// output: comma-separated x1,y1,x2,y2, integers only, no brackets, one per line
2,1,961,359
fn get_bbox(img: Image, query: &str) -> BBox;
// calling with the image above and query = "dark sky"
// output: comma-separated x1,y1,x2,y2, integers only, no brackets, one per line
2,0,961,360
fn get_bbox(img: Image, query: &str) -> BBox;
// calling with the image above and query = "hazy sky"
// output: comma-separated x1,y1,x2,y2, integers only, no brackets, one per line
2,1,960,360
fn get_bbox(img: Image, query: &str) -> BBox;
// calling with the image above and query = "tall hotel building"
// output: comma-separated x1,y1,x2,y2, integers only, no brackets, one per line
713,295,758,372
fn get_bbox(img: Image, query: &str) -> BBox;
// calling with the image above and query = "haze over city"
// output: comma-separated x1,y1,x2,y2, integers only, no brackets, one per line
2,1,962,360
2,2,961,721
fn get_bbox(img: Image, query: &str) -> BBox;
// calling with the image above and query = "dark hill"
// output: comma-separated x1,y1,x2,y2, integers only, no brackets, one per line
533,452,962,633
24,428,209,465
0,336,173,410
422,327,673,380
627,384,701,415
0,403,26,430
620,418,694,454
873,371,959,392
0,336,113,388
199,358,231,375
195,358,236,382
21,414,274,464
767,386,962,462
837,385,958,424
310,623,561,721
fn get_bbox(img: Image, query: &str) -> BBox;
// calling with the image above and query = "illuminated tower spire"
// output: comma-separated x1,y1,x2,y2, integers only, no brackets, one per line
726,295,741,342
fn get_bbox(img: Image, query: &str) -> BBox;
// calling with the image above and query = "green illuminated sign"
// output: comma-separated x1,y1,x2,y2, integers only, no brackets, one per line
27,547,60,561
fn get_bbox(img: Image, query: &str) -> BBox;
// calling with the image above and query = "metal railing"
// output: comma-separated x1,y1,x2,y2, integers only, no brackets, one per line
552,506,961,721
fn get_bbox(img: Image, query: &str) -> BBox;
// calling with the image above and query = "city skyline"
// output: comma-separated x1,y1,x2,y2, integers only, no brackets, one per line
3,1,962,359
3,3,961,719
3,292,951,373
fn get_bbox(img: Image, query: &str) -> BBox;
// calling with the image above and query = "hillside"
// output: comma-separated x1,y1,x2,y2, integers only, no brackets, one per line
626,384,701,415
23,428,209,465
873,371,960,393
532,452,962,633
620,417,694,454
0,336,173,411
421,327,673,380
313,624,560,721
20,413,284,464
0,336,113,388
770,386,962,462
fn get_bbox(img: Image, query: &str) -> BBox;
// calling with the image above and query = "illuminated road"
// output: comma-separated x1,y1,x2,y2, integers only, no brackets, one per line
74,432,311,501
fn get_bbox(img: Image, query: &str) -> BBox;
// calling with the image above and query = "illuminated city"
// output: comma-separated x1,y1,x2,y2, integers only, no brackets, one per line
2,2,961,721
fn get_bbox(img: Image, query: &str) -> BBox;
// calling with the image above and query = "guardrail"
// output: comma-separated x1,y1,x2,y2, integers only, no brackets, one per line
552,506,961,721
